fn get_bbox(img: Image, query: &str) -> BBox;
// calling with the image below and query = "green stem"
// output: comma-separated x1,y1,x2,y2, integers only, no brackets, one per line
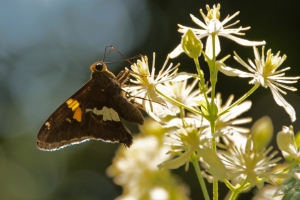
209,33,219,200
191,156,210,200
194,58,210,107
228,179,250,200
229,190,239,200
218,84,259,118
179,106,186,128
275,160,298,174
211,119,218,200
223,179,235,191
210,34,217,121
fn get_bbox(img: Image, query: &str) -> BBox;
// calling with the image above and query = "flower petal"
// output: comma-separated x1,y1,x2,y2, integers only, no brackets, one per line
168,72,195,82
221,34,265,46
169,44,184,58
205,35,221,58
200,146,227,180
269,83,296,122
217,61,250,77
277,126,298,158
157,149,192,169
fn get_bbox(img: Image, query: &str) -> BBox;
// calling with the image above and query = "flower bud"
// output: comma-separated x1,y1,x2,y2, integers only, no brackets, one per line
251,116,273,151
181,29,202,59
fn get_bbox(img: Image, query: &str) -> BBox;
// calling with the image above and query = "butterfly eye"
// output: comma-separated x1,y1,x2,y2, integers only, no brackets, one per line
95,63,103,71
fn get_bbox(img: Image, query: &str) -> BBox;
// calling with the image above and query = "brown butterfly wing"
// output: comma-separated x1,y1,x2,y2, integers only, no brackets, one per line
37,70,143,151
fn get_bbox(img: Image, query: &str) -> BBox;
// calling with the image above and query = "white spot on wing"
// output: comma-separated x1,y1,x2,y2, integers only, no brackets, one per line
45,122,51,130
86,106,120,121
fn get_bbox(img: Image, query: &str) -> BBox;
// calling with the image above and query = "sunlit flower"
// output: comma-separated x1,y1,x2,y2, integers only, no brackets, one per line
158,126,227,179
158,127,209,170
227,46,300,122
220,136,282,189
163,78,206,114
200,93,252,146
106,135,190,200
170,4,265,59
215,93,252,134
161,79,210,129
163,109,209,130
165,93,252,146
277,126,299,160
125,53,192,122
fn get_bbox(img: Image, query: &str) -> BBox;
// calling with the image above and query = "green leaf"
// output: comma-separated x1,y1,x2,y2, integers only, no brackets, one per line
275,165,300,200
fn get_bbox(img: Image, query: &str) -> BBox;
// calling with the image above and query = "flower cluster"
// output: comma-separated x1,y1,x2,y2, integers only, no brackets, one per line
220,136,282,189
108,3,299,200
106,130,190,200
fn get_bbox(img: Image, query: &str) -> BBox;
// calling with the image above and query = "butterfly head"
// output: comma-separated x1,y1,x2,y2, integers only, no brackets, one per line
90,61,108,73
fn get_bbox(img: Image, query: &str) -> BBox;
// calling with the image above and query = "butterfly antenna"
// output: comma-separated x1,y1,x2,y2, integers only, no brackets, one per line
103,45,118,62
104,45,143,65
104,45,147,79
122,88,166,107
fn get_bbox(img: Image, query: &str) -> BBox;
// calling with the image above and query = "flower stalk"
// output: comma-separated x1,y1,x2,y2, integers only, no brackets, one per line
191,154,210,200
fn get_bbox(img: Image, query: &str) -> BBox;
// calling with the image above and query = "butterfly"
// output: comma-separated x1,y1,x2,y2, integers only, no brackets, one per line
37,60,144,151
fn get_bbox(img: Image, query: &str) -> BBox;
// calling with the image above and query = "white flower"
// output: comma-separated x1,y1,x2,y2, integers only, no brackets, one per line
106,135,190,200
163,115,209,130
125,53,186,122
198,93,252,146
163,78,206,114
107,136,170,181
220,137,282,189
214,93,252,136
170,4,265,59
158,126,227,179
165,93,252,147
277,126,299,160
158,127,209,170
227,46,300,122
161,79,210,129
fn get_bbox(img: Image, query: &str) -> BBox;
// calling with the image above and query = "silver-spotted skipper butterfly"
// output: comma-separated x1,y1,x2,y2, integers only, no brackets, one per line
37,59,144,151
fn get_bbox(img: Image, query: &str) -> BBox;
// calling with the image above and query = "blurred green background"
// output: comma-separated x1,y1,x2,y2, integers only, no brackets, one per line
0,0,299,199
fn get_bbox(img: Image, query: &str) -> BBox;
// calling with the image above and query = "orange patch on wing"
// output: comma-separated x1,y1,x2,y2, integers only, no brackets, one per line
66,98,80,111
66,98,82,122
73,107,82,122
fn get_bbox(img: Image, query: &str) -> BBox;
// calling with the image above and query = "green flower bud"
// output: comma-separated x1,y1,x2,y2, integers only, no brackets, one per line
251,116,273,151
181,29,202,59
